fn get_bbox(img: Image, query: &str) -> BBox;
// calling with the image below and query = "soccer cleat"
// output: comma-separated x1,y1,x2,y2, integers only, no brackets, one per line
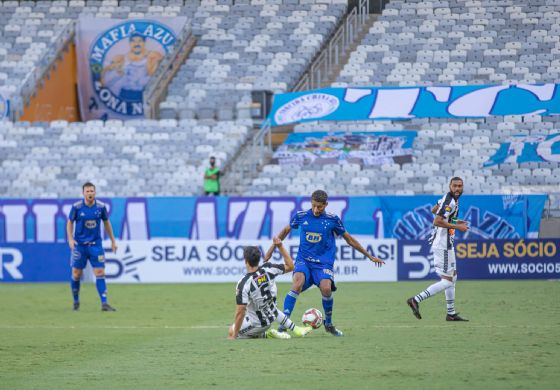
446,313,469,321
290,325,312,338
101,303,117,312
266,329,291,339
407,297,422,320
324,324,344,337
73,302,80,311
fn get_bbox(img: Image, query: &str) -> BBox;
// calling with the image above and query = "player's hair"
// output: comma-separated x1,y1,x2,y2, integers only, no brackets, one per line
450,177,463,184
129,32,146,41
82,182,95,191
311,190,328,204
243,246,261,267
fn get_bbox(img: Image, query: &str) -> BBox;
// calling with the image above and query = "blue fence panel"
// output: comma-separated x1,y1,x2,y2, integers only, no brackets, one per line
397,239,560,280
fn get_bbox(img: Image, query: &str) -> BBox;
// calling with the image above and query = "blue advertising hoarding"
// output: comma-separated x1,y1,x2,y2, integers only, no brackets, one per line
398,239,560,281
2,239,558,283
0,195,546,244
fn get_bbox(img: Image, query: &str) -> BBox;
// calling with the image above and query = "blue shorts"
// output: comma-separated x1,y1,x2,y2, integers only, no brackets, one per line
71,244,106,269
294,260,337,292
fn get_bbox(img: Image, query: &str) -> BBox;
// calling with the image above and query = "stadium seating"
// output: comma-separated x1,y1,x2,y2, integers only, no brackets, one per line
159,0,348,119
247,0,560,202
0,118,250,197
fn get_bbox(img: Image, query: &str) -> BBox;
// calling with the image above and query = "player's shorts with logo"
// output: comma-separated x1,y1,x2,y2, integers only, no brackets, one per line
432,248,456,277
71,243,106,269
294,260,337,292
236,316,271,339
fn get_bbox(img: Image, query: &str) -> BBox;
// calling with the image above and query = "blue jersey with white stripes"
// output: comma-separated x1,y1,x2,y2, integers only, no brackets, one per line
68,200,108,244
290,209,346,266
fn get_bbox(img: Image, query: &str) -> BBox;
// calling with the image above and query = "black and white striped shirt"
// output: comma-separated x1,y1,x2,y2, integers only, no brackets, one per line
235,263,285,327
428,192,459,250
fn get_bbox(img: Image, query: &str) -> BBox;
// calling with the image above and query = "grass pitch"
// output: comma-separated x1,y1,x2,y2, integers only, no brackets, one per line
0,281,559,390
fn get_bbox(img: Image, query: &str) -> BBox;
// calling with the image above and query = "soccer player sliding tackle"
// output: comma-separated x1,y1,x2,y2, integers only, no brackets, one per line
274,190,385,337
66,182,118,312
229,238,312,339
407,177,470,321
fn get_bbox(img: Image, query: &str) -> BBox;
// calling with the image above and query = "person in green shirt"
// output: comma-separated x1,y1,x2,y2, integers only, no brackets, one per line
203,156,220,196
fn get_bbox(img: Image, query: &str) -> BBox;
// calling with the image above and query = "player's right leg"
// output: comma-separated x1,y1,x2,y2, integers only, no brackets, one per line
407,249,453,319
89,245,116,312
70,246,87,311
279,263,309,331
275,311,311,338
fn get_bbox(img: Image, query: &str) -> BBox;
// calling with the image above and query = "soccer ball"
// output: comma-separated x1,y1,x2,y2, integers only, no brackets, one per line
302,308,323,329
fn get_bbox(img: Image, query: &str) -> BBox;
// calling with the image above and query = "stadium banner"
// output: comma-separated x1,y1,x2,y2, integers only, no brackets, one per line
273,131,417,166
0,244,69,282
397,239,560,281
0,195,546,244
0,239,397,283
0,92,9,120
484,133,560,167
266,84,560,126
75,16,187,121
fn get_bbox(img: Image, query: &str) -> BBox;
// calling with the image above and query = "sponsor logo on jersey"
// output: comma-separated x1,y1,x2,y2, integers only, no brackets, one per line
274,93,340,125
305,232,322,243
445,206,451,212
85,220,97,229
89,20,176,116
254,274,268,287
303,221,309,225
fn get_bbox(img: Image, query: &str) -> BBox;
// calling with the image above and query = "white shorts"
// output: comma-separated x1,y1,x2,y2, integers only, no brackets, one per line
432,248,456,277
236,316,271,339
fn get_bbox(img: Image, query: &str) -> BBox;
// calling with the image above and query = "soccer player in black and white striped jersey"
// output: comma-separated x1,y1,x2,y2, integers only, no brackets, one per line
228,238,312,339
407,177,470,321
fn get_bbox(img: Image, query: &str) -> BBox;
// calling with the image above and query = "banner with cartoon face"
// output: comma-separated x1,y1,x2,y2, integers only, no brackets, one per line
75,17,186,121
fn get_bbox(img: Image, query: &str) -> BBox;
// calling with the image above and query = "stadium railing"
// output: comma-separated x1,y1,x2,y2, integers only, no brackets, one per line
293,0,371,92
143,23,195,119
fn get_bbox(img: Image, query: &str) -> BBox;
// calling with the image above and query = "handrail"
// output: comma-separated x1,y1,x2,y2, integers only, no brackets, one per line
293,0,370,93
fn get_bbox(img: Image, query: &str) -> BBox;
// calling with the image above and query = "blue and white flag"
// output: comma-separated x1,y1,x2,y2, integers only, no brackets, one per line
0,91,9,120
75,17,186,121
266,84,560,126
484,133,560,167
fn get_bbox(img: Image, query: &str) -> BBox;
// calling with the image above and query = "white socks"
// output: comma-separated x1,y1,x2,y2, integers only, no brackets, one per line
445,284,456,315
414,279,453,303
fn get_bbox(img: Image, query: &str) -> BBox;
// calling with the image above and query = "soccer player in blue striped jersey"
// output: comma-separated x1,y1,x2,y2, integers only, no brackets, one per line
274,190,385,336
66,182,118,312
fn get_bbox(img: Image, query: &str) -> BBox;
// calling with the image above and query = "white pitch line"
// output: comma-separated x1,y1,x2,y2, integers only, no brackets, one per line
0,324,558,330
0,325,226,330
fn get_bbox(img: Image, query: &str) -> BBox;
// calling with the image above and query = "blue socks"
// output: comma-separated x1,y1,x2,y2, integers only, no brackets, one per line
283,290,299,318
71,278,80,304
322,295,334,325
95,276,108,304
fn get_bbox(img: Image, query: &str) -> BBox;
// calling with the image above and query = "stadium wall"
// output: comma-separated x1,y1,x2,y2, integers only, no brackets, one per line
19,43,80,122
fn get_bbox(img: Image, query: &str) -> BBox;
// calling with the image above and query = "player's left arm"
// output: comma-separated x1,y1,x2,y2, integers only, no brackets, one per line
342,232,385,267
263,243,275,262
102,220,118,253
229,304,247,340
